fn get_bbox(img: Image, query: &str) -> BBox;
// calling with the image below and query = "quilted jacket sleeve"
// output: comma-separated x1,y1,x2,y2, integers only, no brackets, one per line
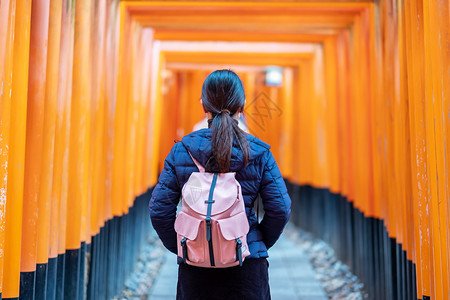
259,150,291,249
149,143,181,254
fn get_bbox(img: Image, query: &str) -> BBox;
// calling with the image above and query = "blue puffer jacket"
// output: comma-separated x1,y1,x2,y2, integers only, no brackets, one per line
149,128,291,259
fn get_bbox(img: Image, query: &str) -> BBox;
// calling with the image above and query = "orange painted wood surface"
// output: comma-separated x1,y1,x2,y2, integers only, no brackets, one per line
0,1,449,298
0,0,15,293
46,0,63,262
3,0,32,297
21,0,50,273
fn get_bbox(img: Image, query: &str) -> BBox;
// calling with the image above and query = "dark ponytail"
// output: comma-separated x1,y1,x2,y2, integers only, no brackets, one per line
201,70,249,173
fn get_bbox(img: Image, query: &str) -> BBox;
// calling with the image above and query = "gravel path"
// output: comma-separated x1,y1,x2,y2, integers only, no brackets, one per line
116,223,367,299
284,223,367,299
114,228,166,300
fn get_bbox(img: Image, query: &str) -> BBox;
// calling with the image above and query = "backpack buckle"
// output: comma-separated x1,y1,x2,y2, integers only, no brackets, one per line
205,218,212,241
236,238,243,266
181,237,188,264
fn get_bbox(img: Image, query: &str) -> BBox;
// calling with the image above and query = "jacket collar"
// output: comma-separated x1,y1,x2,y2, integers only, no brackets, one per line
181,128,270,172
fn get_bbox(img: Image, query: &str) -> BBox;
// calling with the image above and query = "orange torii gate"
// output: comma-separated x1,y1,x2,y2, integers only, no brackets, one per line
0,1,449,299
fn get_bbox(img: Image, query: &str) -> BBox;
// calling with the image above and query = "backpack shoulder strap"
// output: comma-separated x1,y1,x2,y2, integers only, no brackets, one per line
187,151,205,173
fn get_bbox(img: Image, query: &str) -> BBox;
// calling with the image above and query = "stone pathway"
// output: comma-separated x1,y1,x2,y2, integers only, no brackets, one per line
148,234,328,300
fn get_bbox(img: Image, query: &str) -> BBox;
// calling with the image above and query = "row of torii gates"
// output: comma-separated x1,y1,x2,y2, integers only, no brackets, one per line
0,1,449,299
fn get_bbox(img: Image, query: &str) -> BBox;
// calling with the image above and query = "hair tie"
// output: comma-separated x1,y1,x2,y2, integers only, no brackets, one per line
218,109,231,116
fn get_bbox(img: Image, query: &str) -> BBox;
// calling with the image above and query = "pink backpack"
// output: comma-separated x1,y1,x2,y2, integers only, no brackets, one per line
174,152,250,268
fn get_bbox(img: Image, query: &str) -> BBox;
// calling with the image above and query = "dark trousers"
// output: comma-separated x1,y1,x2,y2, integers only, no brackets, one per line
176,258,271,300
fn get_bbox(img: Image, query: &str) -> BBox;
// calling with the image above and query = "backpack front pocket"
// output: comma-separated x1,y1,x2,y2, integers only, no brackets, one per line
216,212,250,265
174,211,206,263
